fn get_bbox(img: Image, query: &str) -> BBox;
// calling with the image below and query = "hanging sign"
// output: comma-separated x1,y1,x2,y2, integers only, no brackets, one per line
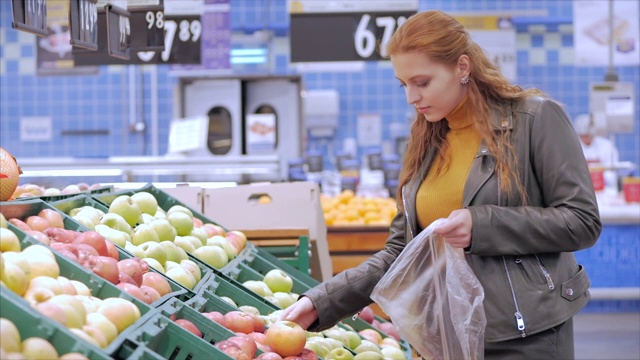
105,4,131,60
69,0,99,50
289,0,417,62
11,0,48,36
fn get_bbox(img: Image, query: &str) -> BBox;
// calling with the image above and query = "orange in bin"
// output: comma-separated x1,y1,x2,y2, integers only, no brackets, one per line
623,177,640,203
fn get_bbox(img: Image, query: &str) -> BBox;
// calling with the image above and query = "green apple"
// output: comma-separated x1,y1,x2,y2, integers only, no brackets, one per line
124,241,146,259
173,236,196,254
345,330,362,350
142,257,164,273
72,215,95,230
190,227,208,246
154,207,166,219
219,296,237,307
131,224,160,246
326,347,354,360
0,213,7,228
179,259,202,283
139,241,167,265
273,292,296,309
158,241,182,263
354,351,384,360
140,213,155,224
265,296,282,308
85,312,119,344
206,236,237,261
323,338,346,351
238,305,260,315
108,195,142,227
381,346,406,360
100,213,132,234
305,340,330,358
131,192,158,215
166,205,193,218
242,280,273,297
165,266,196,290
95,225,129,247
75,207,103,224
354,340,381,354
0,317,21,352
263,269,294,293
0,228,21,252
323,328,351,347
167,211,193,236
193,245,228,269
149,219,177,242
21,337,59,360
182,235,203,250
175,246,189,261
164,261,180,272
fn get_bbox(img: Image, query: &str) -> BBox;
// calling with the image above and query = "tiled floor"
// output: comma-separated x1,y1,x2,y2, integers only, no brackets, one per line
574,311,640,360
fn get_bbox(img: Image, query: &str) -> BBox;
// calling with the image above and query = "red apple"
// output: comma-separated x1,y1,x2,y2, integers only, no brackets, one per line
378,321,401,341
25,230,50,245
193,217,204,228
265,321,306,357
202,223,226,237
359,306,375,324
105,239,120,261
141,272,172,297
175,319,202,338
216,340,250,360
117,259,143,286
255,352,284,360
247,331,267,345
117,282,150,303
297,349,319,360
119,272,138,285
38,209,64,228
9,218,31,231
227,334,257,358
73,231,109,256
76,243,100,264
44,227,72,243
26,216,50,232
224,311,255,334
140,285,162,303
84,255,120,284
202,311,226,327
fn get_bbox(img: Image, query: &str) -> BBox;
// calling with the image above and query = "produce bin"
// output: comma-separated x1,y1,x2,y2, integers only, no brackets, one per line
226,262,310,296
0,288,111,360
114,312,233,360
238,244,319,289
2,223,157,358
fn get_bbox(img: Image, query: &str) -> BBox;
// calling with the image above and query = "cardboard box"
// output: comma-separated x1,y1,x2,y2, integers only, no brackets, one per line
202,181,333,281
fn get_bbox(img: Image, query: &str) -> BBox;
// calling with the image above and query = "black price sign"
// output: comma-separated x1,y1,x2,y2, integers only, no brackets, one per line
129,5,165,52
105,4,131,60
11,0,48,36
290,11,414,62
69,0,98,50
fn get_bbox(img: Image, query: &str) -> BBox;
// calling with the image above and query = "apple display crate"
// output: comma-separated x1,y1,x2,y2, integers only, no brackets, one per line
49,194,215,302
2,222,157,358
10,185,115,203
203,181,333,282
0,289,111,360
2,197,197,307
114,310,233,360
225,262,310,298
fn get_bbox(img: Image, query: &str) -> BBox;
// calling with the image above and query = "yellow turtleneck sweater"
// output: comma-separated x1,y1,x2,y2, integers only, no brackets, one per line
416,97,482,230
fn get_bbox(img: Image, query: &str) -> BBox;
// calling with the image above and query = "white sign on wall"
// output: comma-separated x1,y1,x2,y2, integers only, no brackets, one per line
357,113,382,147
20,117,52,142
573,0,640,66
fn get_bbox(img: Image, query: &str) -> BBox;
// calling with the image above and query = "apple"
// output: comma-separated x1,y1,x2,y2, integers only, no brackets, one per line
202,223,226,237
158,241,182,263
265,321,306,357
25,252,60,279
353,351,384,360
225,230,247,251
242,280,273,297
380,337,401,349
74,207,104,224
21,337,59,359
117,259,144,286
377,322,401,341
38,208,64,228
0,318,21,353
69,328,101,348
322,328,350,348
131,224,160,246
358,306,375,324
141,272,172,296
0,213,7,228
0,228,20,252
73,231,109,256
238,305,260,316
193,217,204,228
273,292,296,309
247,331,267,345
124,242,146,259
27,275,63,295
94,226,128,248
173,236,196,254
304,340,329,358
139,242,167,265
84,256,119,284
344,330,362,349
34,302,68,327
166,205,193,218
189,227,209,246
263,269,294,294
223,311,255,334
73,215,96,230
256,352,284,360
165,266,196,290
60,353,90,360
47,295,87,329
61,184,81,194
100,213,132,234
353,340,381,354
219,296,238,307
167,212,194,236
175,319,202,337
70,280,91,296
109,195,142,227
23,230,50,246
130,192,158,215
25,216,50,232
82,324,109,349
183,235,204,250
228,334,258,358
179,259,202,283
164,261,180,272
141,257,164,273
206,236,238,261
149,219,177,242
193,245,228,269
358,329,382,345
202,311,225,327
326,348,354,360
380,346,405,360
216,340,250,360
97,297,141,333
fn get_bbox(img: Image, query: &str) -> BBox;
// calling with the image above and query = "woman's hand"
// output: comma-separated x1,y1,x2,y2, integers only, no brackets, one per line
433,209,473,248
278,296,319,330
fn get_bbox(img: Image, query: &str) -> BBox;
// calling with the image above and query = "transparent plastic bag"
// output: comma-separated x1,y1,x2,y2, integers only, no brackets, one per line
371,218,486,360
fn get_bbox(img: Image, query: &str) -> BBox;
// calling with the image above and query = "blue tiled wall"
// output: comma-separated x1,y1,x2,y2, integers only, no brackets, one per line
1,0,639,166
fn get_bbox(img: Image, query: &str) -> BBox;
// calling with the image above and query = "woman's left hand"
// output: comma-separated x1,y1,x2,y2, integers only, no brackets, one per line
433,209,473,248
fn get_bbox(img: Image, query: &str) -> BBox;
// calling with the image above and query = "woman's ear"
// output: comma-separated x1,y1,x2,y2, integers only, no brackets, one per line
457,54,471,77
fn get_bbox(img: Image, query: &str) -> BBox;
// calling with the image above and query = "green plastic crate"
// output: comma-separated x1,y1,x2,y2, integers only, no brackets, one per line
0,288,111,360
2,198,193,307
226,262,310,297
238,247,319,289
115,312,233,360
2,223,157,358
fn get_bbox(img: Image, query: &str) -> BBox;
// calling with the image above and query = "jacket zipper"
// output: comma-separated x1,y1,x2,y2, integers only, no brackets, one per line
401,185,415,239
498,175,527,337
503,256,527,337
534,254,555,290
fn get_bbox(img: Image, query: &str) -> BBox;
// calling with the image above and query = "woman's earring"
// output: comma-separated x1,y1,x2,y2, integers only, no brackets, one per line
460,76,470,85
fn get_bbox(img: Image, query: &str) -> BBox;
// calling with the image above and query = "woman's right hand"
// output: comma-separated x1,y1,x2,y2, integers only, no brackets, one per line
279,296,319,330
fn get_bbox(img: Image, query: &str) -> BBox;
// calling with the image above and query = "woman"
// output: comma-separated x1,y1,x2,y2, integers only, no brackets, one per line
282,10,601,359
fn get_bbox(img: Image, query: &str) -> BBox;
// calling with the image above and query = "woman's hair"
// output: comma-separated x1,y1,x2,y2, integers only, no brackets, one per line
386,10,544,207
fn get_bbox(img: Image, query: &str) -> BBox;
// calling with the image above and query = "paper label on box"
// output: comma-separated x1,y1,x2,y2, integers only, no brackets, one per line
246,114,276,154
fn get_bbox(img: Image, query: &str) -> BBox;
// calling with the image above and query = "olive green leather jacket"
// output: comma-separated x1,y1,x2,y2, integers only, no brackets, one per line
303,96,601,342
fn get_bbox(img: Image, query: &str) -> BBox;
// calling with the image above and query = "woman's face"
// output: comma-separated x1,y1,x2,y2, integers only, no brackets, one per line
392,51,468,122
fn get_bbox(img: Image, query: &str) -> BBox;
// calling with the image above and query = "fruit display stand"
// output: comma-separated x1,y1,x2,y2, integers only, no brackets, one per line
0,198,195,307
0,289,110,360
11,185,115,203
202,181,333,282
1,223,157,358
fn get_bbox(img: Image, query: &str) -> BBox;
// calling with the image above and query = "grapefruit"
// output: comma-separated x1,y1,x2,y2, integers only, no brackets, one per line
0,148,22,201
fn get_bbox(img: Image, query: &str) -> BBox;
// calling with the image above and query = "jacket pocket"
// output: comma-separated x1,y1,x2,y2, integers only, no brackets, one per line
561,265,590,301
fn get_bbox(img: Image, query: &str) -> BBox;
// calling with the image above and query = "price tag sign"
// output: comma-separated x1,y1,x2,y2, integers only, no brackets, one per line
105,4,131,60
69,0,98,50
289,0,417,62
128,5,165,51
11,0,48,36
